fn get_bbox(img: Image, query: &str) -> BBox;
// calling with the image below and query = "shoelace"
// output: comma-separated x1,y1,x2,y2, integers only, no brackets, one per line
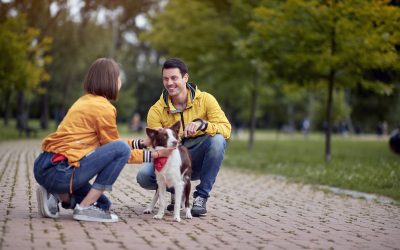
193,197,205,207
89,205,110,215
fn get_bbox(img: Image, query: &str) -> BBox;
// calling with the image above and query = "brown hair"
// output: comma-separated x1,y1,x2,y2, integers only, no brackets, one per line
83,58,120,100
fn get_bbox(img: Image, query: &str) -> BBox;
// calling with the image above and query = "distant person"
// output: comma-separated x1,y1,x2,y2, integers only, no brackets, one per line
339,120,349,137
376,120,389,137
389,127,400,155
33,58,174,223
302,118,310,138
130,112,143,132
382,121,388,136
232,118,242,138
136,58,231,217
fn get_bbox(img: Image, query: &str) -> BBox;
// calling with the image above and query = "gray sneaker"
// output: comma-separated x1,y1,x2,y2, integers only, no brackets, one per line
36,185,59,218
191,196,207,217
73,204,118,223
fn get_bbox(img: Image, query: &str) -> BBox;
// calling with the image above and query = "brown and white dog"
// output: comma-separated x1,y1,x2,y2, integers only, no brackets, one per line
143,121,192,222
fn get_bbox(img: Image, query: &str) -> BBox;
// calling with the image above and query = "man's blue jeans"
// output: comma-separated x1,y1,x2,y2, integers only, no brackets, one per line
34,140,131,211
136,134,227,199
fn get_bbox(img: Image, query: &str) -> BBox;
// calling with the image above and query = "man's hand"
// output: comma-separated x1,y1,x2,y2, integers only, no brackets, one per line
184,120,202,137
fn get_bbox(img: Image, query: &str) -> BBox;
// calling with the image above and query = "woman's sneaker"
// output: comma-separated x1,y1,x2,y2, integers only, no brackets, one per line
36,185,60,218
73,204,118,223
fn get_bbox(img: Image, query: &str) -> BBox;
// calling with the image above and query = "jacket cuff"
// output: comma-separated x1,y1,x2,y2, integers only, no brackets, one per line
143,150,152,162
132,139,144,149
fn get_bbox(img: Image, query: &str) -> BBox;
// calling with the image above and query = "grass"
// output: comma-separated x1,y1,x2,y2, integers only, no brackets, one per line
0,119,55,141
1,120,399,201
225,130,400,201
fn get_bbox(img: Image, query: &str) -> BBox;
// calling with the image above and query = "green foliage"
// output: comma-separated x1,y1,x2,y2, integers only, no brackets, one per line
248,0,400,92
225,132,400,201
245,0,400,158
47,19,113,112
0,15,51,95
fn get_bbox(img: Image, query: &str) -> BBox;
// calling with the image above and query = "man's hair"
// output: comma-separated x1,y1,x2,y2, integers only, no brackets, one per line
83,58,120,100
162,58,188,77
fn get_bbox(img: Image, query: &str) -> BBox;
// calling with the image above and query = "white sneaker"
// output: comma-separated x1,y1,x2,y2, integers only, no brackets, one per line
36,185,59,218
73,204,118,223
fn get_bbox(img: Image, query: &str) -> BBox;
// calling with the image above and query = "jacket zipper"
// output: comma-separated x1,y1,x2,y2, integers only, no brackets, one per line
180,112,185,131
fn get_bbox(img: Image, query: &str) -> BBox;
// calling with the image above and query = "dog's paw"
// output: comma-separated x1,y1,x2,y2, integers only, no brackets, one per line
153,214,164,220
185,208,192,219
143,208,152,214
173,216,181,222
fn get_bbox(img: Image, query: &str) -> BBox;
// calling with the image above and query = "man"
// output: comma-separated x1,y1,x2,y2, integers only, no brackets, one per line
136,58,231,216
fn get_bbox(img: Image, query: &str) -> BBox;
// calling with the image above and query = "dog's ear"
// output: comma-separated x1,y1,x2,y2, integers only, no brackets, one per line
170,121,181,134
146,128,158,139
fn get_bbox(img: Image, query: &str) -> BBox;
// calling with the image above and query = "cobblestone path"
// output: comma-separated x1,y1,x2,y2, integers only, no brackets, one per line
0,140,399,250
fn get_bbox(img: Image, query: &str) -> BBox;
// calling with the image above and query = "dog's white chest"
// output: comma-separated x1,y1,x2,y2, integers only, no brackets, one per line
156,150,182,188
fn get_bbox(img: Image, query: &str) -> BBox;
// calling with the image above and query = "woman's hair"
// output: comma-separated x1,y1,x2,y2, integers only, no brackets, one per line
83,58,120,100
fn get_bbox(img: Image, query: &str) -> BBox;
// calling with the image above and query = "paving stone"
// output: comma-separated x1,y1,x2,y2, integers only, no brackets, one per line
0,140,399,250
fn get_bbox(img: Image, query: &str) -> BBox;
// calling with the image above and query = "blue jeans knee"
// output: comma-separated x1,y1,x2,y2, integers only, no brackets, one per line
136,163,157,190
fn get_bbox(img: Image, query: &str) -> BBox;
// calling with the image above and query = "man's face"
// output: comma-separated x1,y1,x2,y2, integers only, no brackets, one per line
162,68,188,97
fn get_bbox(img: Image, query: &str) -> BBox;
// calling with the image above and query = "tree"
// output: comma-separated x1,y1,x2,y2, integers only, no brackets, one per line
0,15,51,127
142,0,268,149
247,0,400,161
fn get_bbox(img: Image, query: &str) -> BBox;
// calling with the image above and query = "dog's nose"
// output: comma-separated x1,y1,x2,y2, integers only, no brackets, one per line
172,141,178,147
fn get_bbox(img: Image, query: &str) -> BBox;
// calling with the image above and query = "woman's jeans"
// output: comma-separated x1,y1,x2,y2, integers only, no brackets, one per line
136,134,227,199
34,140,131,211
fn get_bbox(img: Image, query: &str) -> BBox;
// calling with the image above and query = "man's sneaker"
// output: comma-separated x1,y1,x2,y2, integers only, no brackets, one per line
166,193,175,212
191,196,207,217
73,204,118,223
36,185,60,218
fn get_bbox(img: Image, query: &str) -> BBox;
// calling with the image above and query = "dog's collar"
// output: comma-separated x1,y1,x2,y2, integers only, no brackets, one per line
154,157,168,172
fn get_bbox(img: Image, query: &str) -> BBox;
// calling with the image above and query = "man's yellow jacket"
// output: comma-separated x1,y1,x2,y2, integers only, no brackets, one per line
147,83,231,139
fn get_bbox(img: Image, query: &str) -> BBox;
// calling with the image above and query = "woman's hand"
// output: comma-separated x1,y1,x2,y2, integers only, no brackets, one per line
141,137,151,148
154,147,176,158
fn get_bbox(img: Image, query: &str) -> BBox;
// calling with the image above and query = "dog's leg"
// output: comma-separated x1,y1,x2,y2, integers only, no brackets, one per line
144,189,159,214
153,181,166,220
184,178,192,219
173,182,184,222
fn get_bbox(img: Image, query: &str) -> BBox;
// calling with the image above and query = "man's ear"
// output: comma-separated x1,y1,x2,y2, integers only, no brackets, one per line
146,128,158,139
170,121,181,134
183,73,189,83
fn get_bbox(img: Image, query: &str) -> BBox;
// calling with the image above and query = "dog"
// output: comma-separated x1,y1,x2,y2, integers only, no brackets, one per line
143,121,192,222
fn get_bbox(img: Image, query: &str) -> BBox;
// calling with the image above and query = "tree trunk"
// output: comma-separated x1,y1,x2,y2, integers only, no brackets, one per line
325,73,334,162
248,87,258,150
325,18,337,162
248,68,259,150
16,90,27,133
40,90,49,129
60,76,72,119
2,90,12,126
307,91,315,127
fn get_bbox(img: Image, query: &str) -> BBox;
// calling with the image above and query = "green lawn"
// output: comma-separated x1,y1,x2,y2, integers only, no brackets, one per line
225,131,400,201
0,119,55,141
